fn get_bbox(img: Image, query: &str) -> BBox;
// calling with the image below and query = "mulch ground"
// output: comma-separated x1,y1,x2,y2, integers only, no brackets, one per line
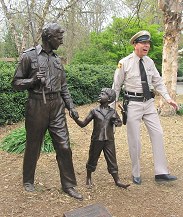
0,95,183,217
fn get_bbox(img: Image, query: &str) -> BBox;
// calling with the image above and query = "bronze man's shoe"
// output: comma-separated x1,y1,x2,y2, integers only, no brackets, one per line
115,180,130,189
132,176,141,185
155,174,177,182
24,183,35,192
63,187,83,200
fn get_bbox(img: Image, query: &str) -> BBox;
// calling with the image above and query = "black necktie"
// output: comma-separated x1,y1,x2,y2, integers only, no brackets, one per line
139,59,151,100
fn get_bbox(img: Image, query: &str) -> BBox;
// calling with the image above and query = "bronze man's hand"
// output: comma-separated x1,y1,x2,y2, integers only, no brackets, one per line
32,71,46,85
69,108,79,120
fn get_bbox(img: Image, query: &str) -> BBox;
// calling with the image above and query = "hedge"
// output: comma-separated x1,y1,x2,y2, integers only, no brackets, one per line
66,64,115,104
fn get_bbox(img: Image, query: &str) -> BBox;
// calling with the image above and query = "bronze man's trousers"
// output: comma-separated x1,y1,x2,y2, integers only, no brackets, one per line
23,93,77,189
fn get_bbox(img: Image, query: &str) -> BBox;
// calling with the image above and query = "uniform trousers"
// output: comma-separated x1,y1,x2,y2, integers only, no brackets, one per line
86,140,118,174
127,98,169,177
23,94,77,189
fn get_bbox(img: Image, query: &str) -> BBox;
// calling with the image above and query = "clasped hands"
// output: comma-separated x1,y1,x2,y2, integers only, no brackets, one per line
69,108,79,120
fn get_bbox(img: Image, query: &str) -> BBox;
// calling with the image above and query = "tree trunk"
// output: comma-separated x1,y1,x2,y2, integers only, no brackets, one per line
158,0,182,116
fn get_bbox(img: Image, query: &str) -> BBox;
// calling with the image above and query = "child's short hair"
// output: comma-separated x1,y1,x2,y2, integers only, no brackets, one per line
101,88,116,103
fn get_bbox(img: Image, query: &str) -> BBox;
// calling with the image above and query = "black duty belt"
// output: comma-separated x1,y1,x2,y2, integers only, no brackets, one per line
124,91,155,102
29,92,60,100
125,91,144,96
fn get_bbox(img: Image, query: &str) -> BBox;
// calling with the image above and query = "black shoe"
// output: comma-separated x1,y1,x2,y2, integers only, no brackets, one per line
132,176,141,185
155,174,177,182
24,183,35,192
63,187,83,200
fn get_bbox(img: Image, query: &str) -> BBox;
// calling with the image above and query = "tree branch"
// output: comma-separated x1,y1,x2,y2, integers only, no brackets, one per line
53,0,80,22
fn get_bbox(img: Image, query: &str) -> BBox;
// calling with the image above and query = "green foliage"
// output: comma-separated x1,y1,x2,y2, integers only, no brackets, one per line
0,127,26,153
0,61,27,125
0,43,4,58
72,17,164,72
0,126,76,154
65,64,115,105
176,104,183,116
0,92,27,125
0,127,55,153
0,61,16,87
178,58,183,77
2,30,18,57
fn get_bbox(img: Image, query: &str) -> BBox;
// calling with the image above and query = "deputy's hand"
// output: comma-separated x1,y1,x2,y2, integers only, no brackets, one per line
167,99,179,110
69,108,79,120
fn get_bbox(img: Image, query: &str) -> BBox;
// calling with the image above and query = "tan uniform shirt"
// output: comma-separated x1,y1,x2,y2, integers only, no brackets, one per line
112,52,171,101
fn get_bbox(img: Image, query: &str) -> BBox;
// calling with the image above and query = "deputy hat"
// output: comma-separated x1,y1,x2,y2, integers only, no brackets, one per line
130,30,151,45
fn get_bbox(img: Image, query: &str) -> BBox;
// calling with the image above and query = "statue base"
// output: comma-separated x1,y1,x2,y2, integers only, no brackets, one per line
63,203,112,217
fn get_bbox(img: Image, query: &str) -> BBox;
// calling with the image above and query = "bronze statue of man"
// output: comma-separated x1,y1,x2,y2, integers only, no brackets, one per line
12,23,83,200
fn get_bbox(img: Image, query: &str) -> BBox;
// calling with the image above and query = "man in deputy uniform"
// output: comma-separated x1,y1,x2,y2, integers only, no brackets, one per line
111,30,179,185
12,23,83,200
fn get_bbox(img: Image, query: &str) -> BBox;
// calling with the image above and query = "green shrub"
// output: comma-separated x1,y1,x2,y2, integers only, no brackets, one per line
65,64,115,105
176,104,183,116
0,62,16,88
0,61,27,125
0,127,54,153
0,91,27,125
0,126,76,154
178,58,183,77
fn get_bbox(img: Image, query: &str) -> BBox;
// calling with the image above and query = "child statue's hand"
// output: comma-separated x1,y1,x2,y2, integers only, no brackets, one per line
111,117,117,125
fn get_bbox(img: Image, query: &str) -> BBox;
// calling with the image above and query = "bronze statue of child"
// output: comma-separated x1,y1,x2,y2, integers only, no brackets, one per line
73,88,130,189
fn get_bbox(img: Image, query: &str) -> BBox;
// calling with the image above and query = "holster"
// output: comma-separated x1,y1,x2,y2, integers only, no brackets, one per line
120,96,129,125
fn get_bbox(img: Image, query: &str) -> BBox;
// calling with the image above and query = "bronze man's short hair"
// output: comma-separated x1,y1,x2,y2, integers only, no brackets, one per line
41,23,64,40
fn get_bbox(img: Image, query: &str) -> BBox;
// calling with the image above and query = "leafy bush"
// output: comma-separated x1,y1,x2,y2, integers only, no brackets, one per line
0,91,27,125
0,127,54,153
0,61,16,90
176,104,183,116
0,126,76,154
178,58,183,77
71,17,164,73
65,64,115,105
0,61,27,125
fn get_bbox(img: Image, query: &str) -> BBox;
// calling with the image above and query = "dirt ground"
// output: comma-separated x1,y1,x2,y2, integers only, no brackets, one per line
0,95,183,217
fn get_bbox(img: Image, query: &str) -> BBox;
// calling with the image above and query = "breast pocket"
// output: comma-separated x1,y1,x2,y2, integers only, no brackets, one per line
53,60,63,79
31,60,38,71
125,65,139,79
146,67,154,82
31,60,48,76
